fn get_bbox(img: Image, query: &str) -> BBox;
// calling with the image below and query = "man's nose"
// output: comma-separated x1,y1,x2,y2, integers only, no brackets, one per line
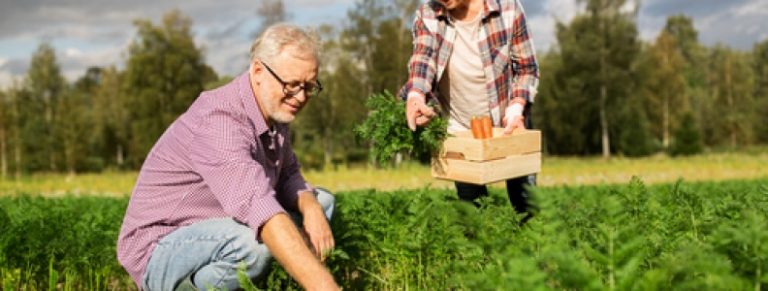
292,89,308,102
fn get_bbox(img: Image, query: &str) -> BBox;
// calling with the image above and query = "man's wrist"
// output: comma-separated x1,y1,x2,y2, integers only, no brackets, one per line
506,103,524,120
298,191,323,214
407,91,426,105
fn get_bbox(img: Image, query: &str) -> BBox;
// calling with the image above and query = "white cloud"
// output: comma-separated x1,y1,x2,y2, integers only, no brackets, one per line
0,70,16,90
54,45,125,82
733,0,768,17
527,0,583,52
64,48,83,58
2,0,766,86
196,35,251,77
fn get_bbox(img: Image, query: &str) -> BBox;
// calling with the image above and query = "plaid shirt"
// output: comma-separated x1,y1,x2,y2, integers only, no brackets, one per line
399,0,539,126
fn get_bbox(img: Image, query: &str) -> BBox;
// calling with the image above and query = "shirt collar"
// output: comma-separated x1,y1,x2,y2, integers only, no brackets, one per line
432,0,500,22
237,71,270,136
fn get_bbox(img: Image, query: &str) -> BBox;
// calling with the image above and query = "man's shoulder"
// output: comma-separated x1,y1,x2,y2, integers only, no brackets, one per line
188,75,249,121
417,1,442,20
496,0,521,13
201,75,243,103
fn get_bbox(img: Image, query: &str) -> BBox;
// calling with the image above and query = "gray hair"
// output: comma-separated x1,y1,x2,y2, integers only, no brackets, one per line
249,23,320,63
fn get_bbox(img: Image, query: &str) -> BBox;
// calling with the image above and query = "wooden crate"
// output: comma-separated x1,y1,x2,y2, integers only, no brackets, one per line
431,128,541,184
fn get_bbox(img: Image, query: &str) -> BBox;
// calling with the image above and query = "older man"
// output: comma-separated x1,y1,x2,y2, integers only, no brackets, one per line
117,23,339,291
400,0,540,220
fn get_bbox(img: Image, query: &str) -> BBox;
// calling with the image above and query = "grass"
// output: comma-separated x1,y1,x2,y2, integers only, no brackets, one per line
0,171,138,197
1,151,767,197
3,178,768,289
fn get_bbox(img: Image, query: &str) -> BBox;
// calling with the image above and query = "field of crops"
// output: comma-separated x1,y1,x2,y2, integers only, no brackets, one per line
1,177,767,290
2,151,767,197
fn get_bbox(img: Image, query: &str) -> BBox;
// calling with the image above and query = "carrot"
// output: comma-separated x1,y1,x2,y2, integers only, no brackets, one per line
470,116,483,139
480,116,493,139
469,116,483,139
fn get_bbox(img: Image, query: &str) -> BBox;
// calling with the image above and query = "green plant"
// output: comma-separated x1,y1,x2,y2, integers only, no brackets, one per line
355,91,447,165
669,112,704,156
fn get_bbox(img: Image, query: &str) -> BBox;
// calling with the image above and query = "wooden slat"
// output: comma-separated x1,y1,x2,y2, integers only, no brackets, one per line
432,152,541,184
442,129,541,161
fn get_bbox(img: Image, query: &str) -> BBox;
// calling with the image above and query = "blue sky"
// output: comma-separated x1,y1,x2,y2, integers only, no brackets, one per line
1,0,767,88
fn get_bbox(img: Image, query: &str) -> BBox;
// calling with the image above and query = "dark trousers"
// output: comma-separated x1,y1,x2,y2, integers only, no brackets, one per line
454,176,534,213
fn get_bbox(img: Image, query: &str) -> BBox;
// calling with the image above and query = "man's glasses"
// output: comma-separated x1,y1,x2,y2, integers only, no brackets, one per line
260,61,323,97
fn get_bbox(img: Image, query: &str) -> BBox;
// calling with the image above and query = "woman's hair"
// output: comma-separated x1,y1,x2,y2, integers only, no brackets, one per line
249,23,320,63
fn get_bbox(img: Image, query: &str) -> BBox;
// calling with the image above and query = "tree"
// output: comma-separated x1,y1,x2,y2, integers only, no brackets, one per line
542,0,641,156
256,0,288,36
535,50,593,155
617,96,656,157
58,68,100,174
293,25,368,169
706,46,755,148
334,0,419,166
753,39,768,143
123,10,217,167
341,0,419,97
25,43,66,171
669,112,703,156
4,81,26,178
662,15,710,145
0,89,6,179
93,67,130,169
646,31,687,149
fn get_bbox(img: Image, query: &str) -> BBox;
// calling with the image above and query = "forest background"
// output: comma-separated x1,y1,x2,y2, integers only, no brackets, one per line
1,0,767,179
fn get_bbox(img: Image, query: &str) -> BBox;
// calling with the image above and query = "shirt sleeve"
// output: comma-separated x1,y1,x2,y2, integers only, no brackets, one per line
510,0,540,103
189,107,286,236
276,129,313,212
399,6,438,101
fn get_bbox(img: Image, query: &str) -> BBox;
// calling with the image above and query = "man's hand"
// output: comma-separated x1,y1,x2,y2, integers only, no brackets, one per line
261,214,339,290
503,115,525,134
302,206,334,261
406,92,436,131
503,102,526,135
297,191,334,262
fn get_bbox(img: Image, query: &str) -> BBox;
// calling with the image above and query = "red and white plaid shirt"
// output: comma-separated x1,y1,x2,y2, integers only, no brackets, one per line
117,72,313,287
399,0,539,125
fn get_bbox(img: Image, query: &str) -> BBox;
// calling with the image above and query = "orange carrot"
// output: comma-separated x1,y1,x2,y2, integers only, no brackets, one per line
480,116,492,139
470,116,483,139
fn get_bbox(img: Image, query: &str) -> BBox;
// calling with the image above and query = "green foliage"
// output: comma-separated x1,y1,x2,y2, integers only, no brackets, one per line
292,25,370,169
646,31,688,149
6,2,768,175
123,10,217,168
539,0,641,156
0,195,132,290
3,178,768,289
754,40,768,144
669,112,703,156
23,43,66,172
354,91,447,165
617,102,657,157
91,67,130,170
705,46,756,147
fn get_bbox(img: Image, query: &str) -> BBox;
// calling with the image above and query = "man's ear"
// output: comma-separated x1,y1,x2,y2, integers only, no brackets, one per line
251,60,263,74
250,60,263,84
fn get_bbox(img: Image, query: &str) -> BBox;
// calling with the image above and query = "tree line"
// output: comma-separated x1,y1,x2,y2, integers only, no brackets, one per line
1,0,767,177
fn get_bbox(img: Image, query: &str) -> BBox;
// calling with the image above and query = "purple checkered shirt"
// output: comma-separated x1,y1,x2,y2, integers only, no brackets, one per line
117,72,313,287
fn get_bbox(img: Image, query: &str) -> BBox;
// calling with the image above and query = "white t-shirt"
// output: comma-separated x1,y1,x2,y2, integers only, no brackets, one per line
438,12,488,134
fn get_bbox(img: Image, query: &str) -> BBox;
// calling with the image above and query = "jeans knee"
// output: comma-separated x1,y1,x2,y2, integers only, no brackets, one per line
223,225,271,276
314,187,335,220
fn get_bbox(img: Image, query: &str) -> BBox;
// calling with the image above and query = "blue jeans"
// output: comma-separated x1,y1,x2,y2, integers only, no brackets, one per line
142,188,336,291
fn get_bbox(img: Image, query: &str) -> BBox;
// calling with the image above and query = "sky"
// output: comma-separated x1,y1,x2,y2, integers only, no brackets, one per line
1,0,767,89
